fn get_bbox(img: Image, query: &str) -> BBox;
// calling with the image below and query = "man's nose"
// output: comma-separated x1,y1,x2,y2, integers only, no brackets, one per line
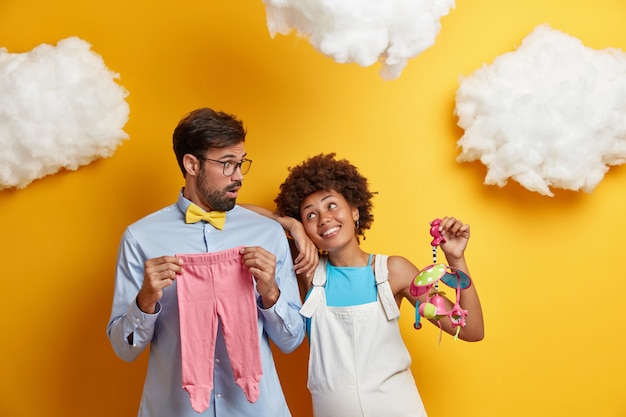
231,166,244,181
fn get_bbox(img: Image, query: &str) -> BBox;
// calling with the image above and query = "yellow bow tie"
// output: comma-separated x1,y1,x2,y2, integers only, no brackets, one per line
185,203,226,230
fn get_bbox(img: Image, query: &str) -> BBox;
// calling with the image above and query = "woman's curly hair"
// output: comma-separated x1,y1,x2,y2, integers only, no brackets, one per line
274,153,376,240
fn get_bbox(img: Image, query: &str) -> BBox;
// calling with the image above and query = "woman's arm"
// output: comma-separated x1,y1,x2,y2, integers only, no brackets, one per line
435,216,484,341
390,216,484,342
241,204,319,279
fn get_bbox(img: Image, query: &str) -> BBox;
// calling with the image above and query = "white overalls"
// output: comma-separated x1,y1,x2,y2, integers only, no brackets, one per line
300,255,427,417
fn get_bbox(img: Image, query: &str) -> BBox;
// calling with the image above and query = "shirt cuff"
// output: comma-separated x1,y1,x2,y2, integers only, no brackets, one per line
258,293,297,335
127,298,160,331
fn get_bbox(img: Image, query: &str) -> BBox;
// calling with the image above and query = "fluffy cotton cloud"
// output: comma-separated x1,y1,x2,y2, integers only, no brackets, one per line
455,24,626,197
263,0,454,80
0,37,129,190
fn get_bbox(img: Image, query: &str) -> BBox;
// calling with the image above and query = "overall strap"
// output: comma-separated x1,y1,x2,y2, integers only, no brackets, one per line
374,254,401,320
299,257,327,318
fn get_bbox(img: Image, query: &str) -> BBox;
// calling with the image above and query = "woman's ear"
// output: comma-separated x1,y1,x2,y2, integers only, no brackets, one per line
352,207,359,222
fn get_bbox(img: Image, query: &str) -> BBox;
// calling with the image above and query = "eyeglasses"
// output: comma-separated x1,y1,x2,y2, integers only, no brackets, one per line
199,157,252,176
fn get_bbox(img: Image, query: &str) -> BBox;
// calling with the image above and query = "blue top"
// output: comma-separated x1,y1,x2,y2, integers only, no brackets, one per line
305,254,377,338
325,254,377,306
107,191,305,417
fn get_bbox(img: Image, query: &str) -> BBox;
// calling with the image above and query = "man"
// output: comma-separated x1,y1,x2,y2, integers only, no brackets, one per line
107,107,306,417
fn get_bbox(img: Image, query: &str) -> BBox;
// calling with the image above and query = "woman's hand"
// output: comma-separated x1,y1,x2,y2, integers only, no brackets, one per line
437,216,470,261
286,218,319,277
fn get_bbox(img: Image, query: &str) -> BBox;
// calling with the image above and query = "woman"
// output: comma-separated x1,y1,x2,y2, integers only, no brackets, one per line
251,153,484,417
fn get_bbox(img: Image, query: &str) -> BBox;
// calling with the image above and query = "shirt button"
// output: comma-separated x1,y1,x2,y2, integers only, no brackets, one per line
216,394,223,399
135,318,141,323
215,358,220,363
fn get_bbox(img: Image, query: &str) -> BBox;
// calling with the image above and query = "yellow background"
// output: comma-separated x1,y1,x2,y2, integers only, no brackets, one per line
1,1,625,416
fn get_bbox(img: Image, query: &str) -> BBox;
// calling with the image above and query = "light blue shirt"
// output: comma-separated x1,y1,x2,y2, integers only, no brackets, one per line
107,192,305,417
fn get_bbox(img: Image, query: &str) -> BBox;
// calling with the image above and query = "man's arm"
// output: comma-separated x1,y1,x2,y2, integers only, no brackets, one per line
242,229,306,354
106,231,163,362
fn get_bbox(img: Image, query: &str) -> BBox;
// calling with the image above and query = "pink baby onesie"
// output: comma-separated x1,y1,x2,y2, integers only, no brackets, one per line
176,247,262,413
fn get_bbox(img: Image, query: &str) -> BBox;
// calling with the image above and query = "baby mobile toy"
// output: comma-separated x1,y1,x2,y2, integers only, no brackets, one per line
410,219,472,343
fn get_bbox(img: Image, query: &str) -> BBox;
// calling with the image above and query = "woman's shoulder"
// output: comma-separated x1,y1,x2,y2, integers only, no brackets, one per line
384,255,419,276
377,254,411,265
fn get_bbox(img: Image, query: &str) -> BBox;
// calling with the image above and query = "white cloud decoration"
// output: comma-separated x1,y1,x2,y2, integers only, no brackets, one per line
263,0,455,80
0,37,130,190
454,24,626,197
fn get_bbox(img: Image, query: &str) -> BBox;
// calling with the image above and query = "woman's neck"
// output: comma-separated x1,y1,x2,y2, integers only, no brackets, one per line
327,244,369,267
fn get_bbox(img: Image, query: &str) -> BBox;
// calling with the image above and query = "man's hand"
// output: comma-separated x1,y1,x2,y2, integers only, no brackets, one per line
240,246,280,309
137,256,183,314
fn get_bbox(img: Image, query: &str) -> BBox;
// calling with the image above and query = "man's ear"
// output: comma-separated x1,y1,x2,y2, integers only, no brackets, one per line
183,154,199,176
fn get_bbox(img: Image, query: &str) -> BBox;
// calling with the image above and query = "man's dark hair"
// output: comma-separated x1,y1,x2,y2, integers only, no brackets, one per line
172,108,247,177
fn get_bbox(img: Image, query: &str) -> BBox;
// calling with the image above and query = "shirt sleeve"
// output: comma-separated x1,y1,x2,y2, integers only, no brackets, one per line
106,228,159,362
257,233,305,354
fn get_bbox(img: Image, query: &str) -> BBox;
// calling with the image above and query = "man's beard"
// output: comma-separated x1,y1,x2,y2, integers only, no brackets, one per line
196,169,240,211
